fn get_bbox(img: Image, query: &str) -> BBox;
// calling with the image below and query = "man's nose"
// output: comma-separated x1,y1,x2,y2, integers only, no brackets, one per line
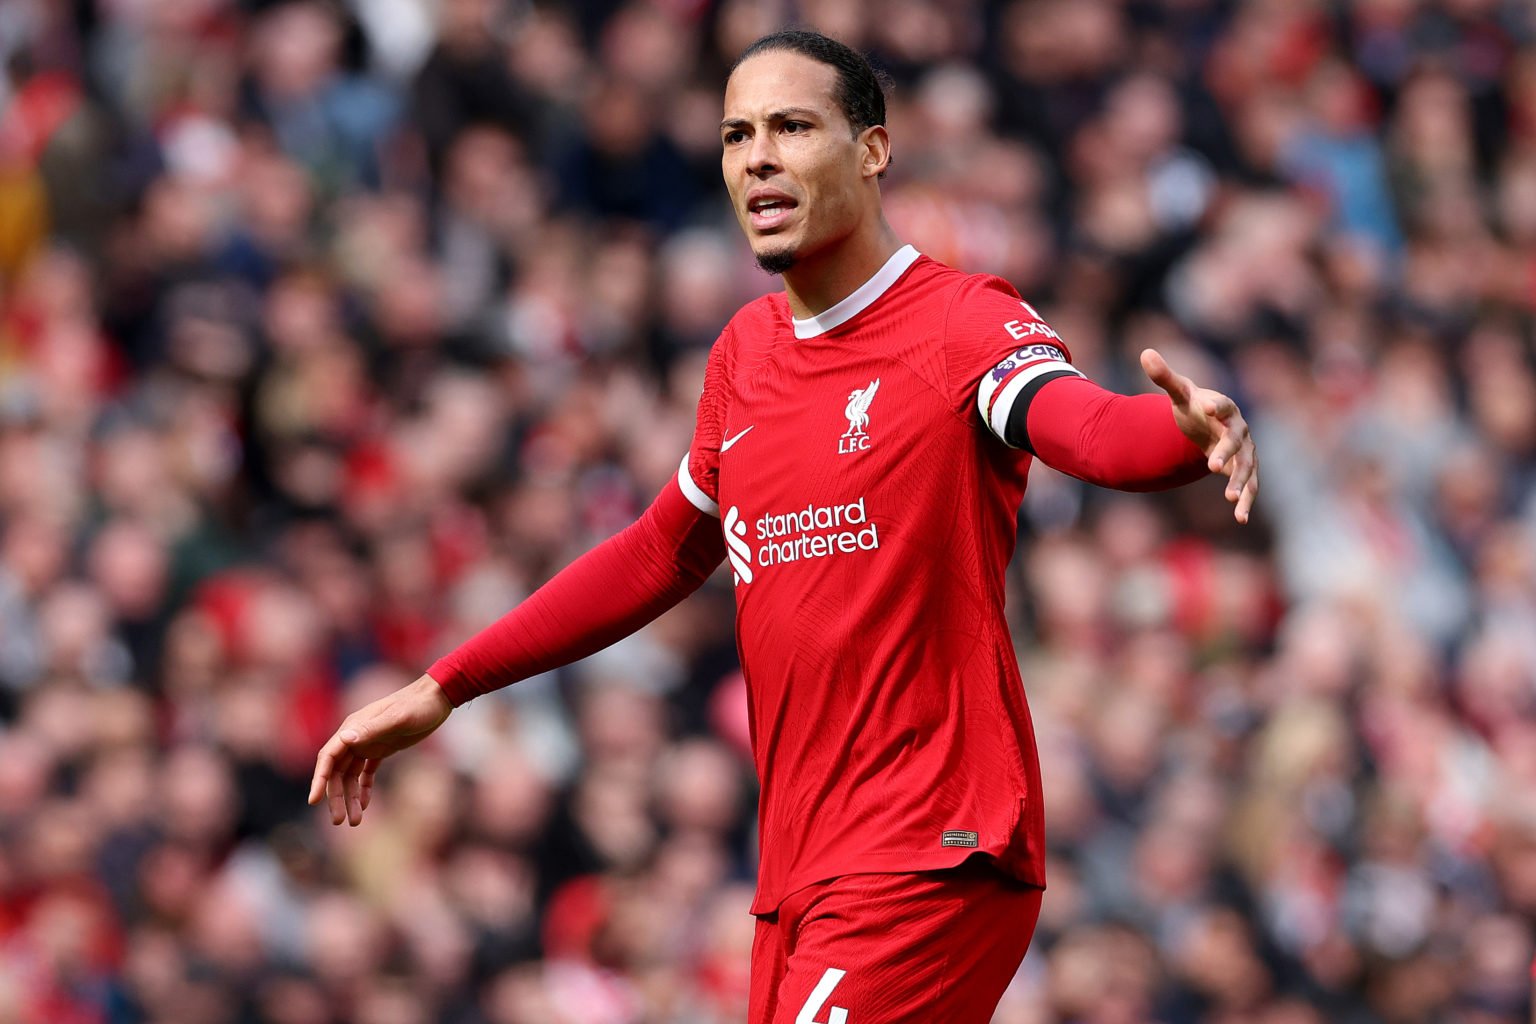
746,132,779,178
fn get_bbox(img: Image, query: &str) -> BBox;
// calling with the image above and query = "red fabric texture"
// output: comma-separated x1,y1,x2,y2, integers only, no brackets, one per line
749,861,1043,1024
1025,374,1210,491
428,478,724,705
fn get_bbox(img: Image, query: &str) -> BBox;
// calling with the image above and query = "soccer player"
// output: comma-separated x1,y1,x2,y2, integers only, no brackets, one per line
309,30,1258,1023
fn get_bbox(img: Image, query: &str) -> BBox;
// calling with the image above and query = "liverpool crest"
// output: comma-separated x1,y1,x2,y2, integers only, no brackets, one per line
840,378,879,454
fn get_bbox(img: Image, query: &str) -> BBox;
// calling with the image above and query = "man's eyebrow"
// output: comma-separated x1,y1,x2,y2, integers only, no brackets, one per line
719,107,823,131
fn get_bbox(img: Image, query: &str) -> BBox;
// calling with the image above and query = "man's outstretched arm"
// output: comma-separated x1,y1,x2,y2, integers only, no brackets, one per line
1006,348,1259,523
430,475,725,703
308,476,726,825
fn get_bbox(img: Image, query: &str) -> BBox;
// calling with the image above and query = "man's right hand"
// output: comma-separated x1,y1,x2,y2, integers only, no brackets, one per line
308,673,454,826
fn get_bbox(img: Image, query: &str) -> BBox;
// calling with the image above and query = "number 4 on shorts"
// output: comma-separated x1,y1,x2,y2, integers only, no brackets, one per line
796,967,848,1024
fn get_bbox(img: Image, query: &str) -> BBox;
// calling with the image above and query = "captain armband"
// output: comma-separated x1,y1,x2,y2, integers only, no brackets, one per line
976,344,1084,452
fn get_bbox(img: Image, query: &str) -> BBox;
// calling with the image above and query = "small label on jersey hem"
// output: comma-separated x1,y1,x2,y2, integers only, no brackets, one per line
941,830,979,848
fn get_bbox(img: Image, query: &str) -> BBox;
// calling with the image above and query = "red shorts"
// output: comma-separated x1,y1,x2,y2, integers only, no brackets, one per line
748,859,1043,1024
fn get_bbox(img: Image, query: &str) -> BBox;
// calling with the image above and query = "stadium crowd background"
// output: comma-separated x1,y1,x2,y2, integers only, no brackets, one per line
2,0,1536,1021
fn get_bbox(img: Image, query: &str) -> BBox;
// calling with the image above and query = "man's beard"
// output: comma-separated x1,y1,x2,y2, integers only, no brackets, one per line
755,246,797,275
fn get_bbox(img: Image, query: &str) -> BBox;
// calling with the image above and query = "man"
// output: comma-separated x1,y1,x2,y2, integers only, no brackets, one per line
309,30,1258,1023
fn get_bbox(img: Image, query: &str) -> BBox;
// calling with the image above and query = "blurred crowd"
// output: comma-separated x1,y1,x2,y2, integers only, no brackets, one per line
2,0,1536,1021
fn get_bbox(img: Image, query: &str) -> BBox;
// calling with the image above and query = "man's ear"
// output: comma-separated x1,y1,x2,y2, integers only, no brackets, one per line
861,125,892,180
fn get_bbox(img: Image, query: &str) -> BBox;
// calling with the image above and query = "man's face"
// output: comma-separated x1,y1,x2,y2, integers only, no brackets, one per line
721,51,877,274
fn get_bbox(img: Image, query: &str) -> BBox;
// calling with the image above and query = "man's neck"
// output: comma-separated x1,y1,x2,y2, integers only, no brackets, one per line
781,222,904,320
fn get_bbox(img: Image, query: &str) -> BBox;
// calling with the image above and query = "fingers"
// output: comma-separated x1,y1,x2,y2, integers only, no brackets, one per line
1223,447,1253,501
327,748,351,825
1140,348,1193,406
1234,458,1259,524
309,732,350,807
311,724,371,826
1213,415,1258,525
308,749,333,806
343,763,362,826
1201,393,1237,421
360,759,379,811
311,675,450,826
1139,354,1259,524
1205,402,1245,474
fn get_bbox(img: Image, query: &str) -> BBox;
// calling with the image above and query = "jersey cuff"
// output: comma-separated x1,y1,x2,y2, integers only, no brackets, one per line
983,361,1084,446
677,455,720,516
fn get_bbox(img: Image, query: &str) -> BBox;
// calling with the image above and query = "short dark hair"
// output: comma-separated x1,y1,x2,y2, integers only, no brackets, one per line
732,30,888,135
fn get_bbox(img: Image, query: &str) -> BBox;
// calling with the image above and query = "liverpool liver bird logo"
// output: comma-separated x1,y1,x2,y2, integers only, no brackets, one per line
843,379,880,438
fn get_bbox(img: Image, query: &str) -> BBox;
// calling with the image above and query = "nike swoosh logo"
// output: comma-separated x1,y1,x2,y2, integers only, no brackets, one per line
721,426,755,452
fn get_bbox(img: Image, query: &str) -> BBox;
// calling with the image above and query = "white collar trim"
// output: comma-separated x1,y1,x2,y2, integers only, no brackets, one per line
790,245,921,339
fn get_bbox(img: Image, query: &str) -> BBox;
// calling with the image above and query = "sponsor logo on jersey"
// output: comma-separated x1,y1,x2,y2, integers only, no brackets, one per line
992,344,1067,382
721,497,881,586
1004,302,1060,343
1003,318,1062,343
724,506,753,584
839,378,879,455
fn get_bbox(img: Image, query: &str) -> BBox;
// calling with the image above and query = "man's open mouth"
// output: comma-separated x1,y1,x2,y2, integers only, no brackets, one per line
748,194,798,230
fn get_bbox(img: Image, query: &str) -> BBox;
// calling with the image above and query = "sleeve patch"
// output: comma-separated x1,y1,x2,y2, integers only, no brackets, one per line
978,354,1085,446
977,343,1069,414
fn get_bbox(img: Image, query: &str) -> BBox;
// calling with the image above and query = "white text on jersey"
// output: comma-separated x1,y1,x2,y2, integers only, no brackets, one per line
721,497,881,586
757,497,879,569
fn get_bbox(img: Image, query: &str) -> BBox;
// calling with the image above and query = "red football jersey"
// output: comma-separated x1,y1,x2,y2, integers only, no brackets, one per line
680,247,1079,915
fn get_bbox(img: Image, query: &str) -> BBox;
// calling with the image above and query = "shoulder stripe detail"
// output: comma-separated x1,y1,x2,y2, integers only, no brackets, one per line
791,245,921,339
677,456,720,517
984,360,1084,445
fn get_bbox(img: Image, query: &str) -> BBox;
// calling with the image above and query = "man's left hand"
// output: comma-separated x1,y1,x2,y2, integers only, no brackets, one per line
1141,348,1259,524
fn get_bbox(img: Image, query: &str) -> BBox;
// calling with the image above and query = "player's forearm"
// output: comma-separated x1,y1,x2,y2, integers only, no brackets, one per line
1020,376,1208,491
429,478,726,705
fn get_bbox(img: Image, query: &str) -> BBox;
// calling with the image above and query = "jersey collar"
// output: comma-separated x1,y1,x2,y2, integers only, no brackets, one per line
790,244,921,340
